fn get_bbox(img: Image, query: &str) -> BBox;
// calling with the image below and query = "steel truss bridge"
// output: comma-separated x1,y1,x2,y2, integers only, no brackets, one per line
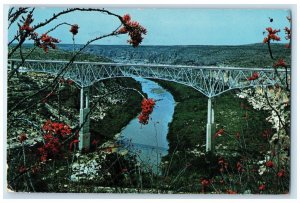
8,59,290,152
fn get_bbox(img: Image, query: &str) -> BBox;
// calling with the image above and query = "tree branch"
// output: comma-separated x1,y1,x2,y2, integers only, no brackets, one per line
8,7,124,58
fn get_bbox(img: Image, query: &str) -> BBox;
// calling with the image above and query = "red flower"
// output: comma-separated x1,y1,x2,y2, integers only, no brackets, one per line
126,21,147,47
38,34,60,53
122,14,131,23
277,169,285,177
18,133,27,143
259,184,266,191
273,58,287,68
70,24,79,35
247,72,259,81
20,25,33,32
118,14,147,47
40,120,73,161
117,27,128,34
19,14,34,33
138,98,156,125
200,179,210,187
263,27,281,43
213,128,224,139
265,160,274,168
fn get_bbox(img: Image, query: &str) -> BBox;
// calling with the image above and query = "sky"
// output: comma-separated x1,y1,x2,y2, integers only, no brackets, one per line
8,7,291,46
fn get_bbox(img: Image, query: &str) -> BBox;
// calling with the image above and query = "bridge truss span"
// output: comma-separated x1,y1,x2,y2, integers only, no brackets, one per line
8,59,290,98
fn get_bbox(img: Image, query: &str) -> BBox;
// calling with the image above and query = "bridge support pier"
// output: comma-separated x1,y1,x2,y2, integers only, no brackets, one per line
79,87,90,151
206,98,216,152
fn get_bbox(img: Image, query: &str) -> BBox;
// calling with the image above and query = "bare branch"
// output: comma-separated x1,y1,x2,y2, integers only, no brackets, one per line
8,22,73,79
8,7,124,58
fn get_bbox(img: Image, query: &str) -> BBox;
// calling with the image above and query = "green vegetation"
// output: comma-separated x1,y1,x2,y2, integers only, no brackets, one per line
152,79,272,176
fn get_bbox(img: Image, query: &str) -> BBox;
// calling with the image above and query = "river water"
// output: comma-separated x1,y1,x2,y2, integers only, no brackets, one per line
119,77,175,172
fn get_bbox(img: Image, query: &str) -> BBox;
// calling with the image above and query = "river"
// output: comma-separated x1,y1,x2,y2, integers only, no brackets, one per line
119,77,175,173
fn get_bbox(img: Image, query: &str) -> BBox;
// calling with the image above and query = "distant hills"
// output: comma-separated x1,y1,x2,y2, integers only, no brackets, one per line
12,43,291,68
59,43,291,68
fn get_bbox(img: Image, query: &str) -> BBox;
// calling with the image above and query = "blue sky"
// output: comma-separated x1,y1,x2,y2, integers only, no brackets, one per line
8,7,291,45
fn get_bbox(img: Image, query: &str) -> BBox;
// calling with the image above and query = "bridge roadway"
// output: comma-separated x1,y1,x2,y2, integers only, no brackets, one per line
8,59,290,152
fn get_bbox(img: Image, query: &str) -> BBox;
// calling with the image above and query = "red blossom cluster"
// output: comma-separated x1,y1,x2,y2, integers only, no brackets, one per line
37,34,61,53
213,128,225,139
118,14,147,47
42,120,72,138
38,120,73,162
138,98,156,125
18,13,61,53
123,14,131,22
38,134,61,162
247,72,259,81
265,160,274,168
273,58,287,68
263,27,281,43
19,14,34,33
70,24,79,35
